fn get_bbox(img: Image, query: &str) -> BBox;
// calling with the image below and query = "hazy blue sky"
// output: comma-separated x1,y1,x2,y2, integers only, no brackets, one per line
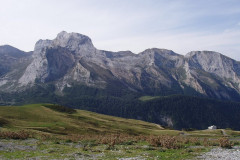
1,0,240,59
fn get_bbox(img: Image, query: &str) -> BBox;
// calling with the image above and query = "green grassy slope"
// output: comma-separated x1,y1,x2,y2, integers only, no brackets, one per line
1,104,240,160
0,104,172,136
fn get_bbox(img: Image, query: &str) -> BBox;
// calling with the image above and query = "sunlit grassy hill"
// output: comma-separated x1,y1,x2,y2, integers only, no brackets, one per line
0,104,171,136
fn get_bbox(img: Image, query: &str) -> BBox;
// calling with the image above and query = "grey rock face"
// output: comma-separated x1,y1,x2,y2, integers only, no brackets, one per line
53,31,94,52
0,45,32,76
19,31,103,90
186,51,240,80
1,31,240,100
0,45,32,91
186,51,240,97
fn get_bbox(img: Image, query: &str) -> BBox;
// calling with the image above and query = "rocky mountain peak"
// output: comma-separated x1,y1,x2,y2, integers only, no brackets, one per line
2,31,240,101
33,31,95,55
0,45,33,58
185,51,221,59
0,45,17,52
186,51,224,68
52,31,94,51
140,48,181,58
0,45,29,58
186,50,240,82
34,39,52,53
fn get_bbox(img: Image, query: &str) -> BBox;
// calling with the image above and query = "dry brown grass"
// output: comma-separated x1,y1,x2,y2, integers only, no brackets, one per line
62,133,141,145
0,130,31,140
218,137,233,148
147,135,181,149
0,129,236,150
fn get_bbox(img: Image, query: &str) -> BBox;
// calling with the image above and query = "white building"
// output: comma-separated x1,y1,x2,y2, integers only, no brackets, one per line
208,125,217,130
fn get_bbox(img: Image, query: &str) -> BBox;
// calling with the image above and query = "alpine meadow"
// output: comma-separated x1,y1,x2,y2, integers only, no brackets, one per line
1,0,240,159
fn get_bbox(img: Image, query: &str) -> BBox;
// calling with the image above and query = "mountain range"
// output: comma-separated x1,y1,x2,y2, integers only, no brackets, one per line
1,31,240,129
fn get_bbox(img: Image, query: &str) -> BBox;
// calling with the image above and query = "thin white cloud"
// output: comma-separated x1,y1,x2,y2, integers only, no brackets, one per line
95,29,240,60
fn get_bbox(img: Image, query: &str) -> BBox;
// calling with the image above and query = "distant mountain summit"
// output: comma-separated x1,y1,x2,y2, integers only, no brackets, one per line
1,31,240,101
0,45,32,80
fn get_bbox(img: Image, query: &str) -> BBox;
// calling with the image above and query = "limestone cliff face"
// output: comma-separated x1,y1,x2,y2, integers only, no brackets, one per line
186,51,240,80
1,31,240,100
185,51,240,98
18,31,99,89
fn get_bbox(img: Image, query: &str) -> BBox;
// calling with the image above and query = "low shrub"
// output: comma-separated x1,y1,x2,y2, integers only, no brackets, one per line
218,137,232,149
44,104,77,114
0,117,9,126
147,135,180,149
0,130,31,140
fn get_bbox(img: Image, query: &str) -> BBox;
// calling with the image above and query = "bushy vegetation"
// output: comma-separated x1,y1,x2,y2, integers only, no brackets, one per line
44,104,76,114
0,117,8,126
0,130,236,150
218,137,233,148
0,130,30,140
